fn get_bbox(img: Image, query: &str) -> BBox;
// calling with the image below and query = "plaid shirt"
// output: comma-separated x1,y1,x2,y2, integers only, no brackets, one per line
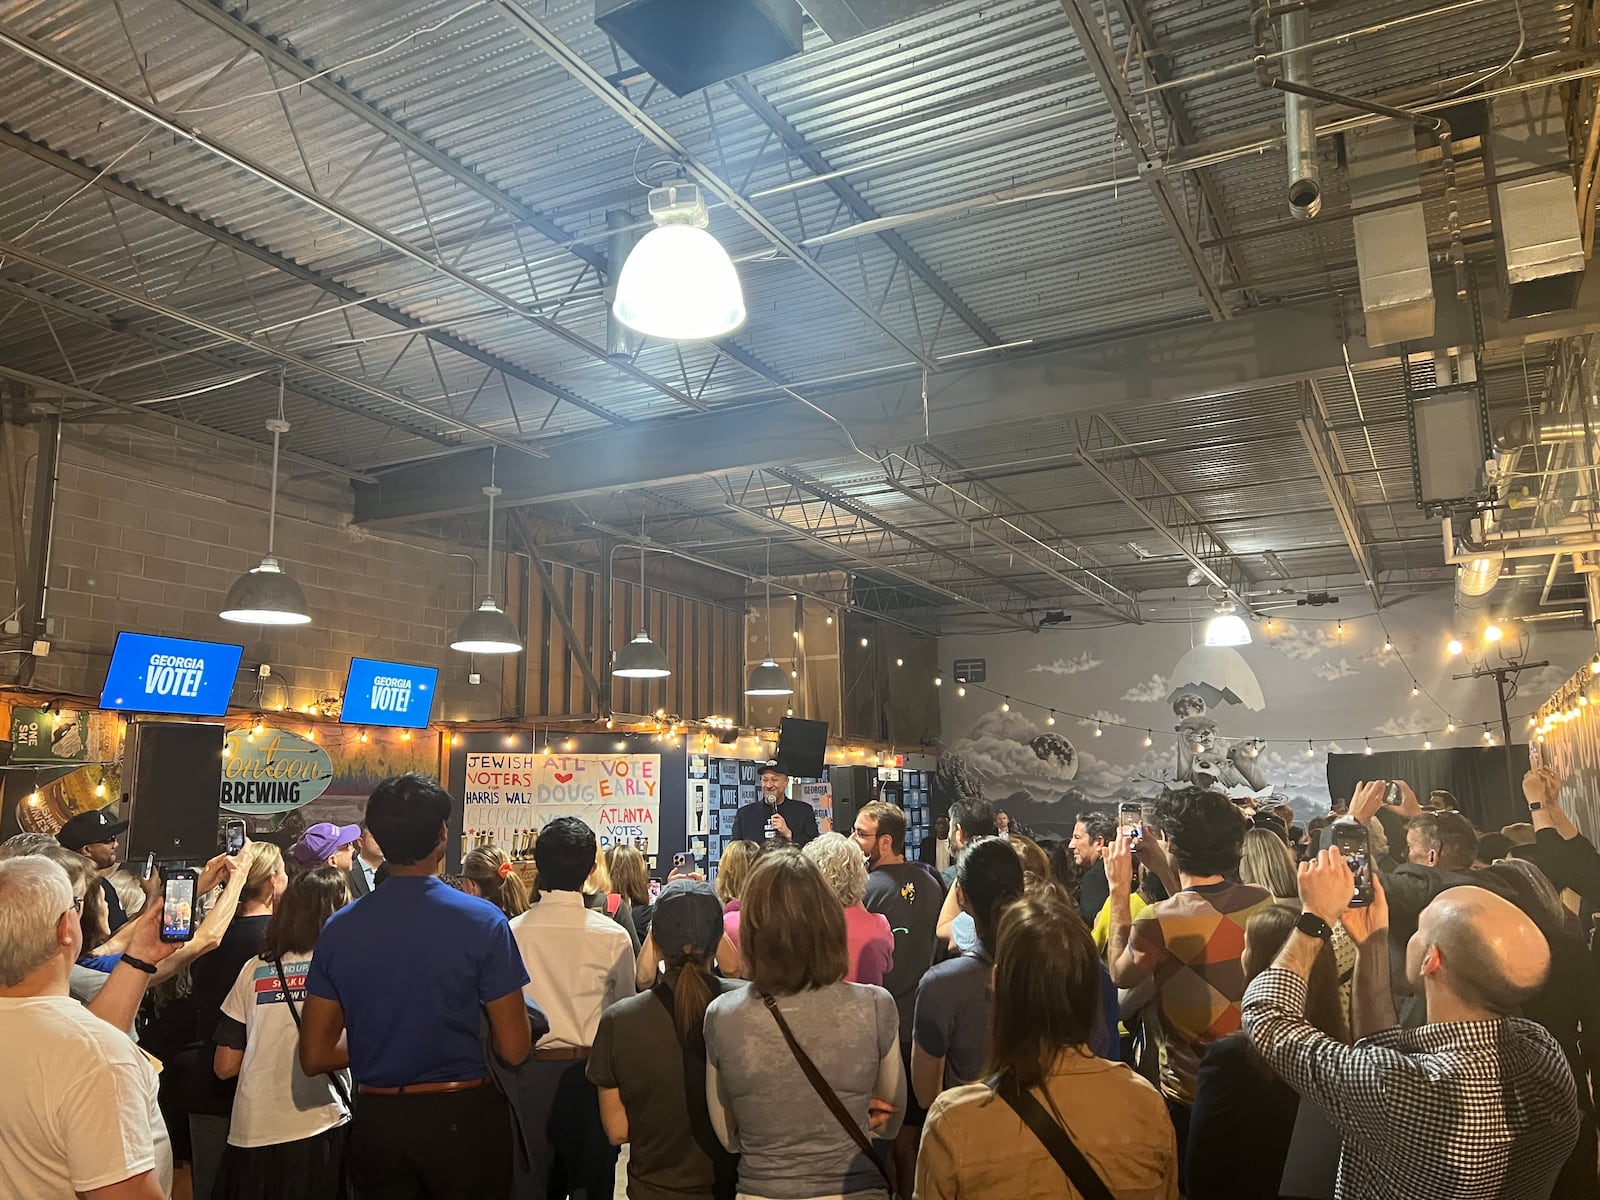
1243,968,1579,1200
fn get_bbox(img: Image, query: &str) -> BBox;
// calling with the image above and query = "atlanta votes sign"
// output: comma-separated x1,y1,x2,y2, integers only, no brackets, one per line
463,752,661,853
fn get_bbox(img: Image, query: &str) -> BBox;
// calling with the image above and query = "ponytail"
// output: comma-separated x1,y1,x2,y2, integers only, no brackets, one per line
462,845,530,919
663,949,716,1053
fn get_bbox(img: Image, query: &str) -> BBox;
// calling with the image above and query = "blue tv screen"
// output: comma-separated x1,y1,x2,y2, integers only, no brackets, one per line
99,632,243,717
339,657,438,729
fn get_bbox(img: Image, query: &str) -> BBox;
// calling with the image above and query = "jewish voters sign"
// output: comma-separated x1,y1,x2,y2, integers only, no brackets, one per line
220,728,334,816
464,753,661,853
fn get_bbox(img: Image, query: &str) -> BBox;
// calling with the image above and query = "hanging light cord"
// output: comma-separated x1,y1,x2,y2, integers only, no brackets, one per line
483,446,500,604
639,510,649,635
264,372,289,558
765,540,775,661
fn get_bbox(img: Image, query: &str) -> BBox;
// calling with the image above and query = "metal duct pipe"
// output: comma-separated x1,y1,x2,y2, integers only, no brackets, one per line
1280,7,1322,220
1457,554,1504,597
1494,414,1594,451
605,210,639,361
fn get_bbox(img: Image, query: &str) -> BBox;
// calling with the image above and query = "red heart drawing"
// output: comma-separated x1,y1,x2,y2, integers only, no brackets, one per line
554,772,574,783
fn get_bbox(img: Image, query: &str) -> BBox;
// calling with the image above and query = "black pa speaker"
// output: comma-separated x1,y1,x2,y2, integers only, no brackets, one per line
776,717,828,780
124,721,225,861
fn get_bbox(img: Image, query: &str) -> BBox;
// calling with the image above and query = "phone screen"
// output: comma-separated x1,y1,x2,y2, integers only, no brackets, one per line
224,819,246,857
1334,823,1374,907
1117,803,1144,886
140,852,155,881
1530,740,1544,770
161,871,198,942
1383,781,1402,806
648,879,663,902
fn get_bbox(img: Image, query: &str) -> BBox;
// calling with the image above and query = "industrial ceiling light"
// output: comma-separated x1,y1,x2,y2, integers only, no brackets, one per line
615,520,671,680
451,453,522,655
1203,601,1251,647
746,543,793,697
221,396,311,626
613,181,746,342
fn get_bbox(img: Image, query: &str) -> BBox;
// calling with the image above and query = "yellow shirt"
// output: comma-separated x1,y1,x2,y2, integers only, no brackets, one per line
1091,891,1149,952
915,1049,1178,1200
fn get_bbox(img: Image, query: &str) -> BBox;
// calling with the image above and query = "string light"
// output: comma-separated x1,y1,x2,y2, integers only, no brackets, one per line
359,731,368,744
861,637,870,648
451,734,461,745
1383,639,1392,652
1000,698,1011,712
1094,722,1103,737
1305,740,1314,759
825,614,833,624
1266,618,1275,632
933,676,943,687
1483,727,1494,743
956,686,966,697
401,731,411,742
1424,738,1433,750
1046,712,1056,726
1484,624,1503,643
616,740,627,752
307,729,317,741
895,658,904,667
502,734,515,747
564,739,576,751
1447,638,1463,655
605,716,615,729
1446,721,1455,733
1143,732,1153,747
1336,620,1343,635
1364,739,1373,756
1411,683,1419,698
1591,654,1600,676
95,780,106,797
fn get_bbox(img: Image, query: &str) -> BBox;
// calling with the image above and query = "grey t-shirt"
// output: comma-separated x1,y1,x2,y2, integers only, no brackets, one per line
864,863,943,1041
589,978,738,1200
912,952,991,1090
705,980,898,1200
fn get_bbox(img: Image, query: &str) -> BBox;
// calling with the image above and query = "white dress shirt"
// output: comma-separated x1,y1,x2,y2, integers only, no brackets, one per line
508,890,636,1049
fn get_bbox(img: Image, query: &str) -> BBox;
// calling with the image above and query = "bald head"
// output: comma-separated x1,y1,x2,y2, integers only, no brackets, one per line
1408,886,1551,1017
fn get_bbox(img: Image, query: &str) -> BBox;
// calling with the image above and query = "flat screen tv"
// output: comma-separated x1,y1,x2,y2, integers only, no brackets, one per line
339,657,438,729
99,632,244,717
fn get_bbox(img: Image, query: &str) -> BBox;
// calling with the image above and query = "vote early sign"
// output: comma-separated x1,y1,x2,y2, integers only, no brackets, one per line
463,752,661,853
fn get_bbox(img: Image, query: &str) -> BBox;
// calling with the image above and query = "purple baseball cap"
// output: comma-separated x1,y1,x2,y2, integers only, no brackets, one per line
292,822,361,866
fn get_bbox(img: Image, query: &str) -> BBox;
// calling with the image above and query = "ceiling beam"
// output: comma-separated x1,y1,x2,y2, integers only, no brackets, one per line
1055,0,1231,319
353,264,1600,523
724,77,1003,348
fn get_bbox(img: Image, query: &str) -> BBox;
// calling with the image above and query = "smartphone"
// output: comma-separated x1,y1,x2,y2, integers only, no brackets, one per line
140,852,155,881
648,878,663,902
672,851,694,874
160,868,199,943
1530,740,1543,770
223,819,246,857
1382,781,1402,807
1333,820,1374,908
1117,802,1144,888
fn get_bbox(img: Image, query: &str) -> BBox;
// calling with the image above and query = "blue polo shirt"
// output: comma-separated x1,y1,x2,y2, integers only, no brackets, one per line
306,874,529,1087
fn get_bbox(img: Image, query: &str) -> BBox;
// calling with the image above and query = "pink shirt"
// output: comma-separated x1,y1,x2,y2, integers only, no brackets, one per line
844,904,895,987
723,898,741,947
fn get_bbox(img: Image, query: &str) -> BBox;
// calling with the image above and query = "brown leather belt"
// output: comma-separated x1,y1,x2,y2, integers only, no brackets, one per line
357,1077,490,1096
533,1046,590,1062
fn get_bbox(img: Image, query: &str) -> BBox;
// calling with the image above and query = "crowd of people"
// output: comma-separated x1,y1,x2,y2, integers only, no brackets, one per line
2,760,1599,1200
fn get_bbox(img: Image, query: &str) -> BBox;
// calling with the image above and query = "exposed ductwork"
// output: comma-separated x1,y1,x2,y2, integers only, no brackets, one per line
605,210,639,361
1486,91,1586,317
1457,554,1504,598
1346,122,1433,344
1280,7,1322,220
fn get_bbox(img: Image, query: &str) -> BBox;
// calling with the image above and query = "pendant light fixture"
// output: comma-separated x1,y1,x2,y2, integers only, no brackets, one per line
746,543,793,697
1203,600,1251,647
614,518,670,679
450,451,522,655
221,380,311,626
612,180,746,342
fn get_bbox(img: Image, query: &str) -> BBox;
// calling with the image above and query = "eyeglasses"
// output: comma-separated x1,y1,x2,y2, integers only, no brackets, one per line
61,896,84,920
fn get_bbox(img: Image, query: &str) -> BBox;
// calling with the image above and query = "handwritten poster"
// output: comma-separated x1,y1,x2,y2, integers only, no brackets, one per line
463,752,662,852
800,780,833,829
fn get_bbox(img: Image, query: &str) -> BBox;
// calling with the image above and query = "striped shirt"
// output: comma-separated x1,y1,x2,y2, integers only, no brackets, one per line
1243,968,1579,1199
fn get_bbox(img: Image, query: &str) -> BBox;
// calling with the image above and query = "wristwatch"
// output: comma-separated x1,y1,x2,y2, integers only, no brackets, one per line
1295,911,1333,941
1527,802,1543,812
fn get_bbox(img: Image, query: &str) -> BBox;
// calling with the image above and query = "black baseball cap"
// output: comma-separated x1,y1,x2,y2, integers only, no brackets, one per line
758,759,785,776
652,880,724,958
58,806,129,850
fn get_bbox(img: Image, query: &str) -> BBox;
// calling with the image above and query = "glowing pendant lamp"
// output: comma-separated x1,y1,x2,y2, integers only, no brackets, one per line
451,456,522,655
613,181,746,342
220,401,311,626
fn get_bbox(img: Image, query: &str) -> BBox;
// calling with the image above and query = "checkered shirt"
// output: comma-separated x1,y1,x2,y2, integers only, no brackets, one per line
1243,967,1579,1200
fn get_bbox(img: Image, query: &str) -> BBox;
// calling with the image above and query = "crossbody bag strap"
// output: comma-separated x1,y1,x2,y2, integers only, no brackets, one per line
761,993,897,1197
273,958,353,1112
995,1076,1116,1200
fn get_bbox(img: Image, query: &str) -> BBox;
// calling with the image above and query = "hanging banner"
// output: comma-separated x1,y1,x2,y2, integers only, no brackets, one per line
463,752,662,853
220,728,335,816
800,779,833,830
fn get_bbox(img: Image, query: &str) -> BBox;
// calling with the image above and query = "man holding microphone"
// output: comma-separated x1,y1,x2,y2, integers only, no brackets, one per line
731,761,820,847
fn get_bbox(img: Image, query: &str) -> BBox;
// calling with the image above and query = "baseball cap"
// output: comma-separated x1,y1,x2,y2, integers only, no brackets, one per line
58,806,128,851
651,880,724,959
292,822,361,866
758,759,785,776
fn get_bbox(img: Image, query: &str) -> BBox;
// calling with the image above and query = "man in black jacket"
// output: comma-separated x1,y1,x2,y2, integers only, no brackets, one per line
730,762,819,847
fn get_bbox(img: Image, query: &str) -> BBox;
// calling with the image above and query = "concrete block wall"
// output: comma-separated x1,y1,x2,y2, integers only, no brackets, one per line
5,417,502,720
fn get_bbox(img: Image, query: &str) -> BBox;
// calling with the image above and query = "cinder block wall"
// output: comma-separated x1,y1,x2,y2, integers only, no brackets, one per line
3,417,497,719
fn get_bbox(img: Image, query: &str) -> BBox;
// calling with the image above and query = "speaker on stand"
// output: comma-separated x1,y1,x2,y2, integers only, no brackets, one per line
123,721,226,862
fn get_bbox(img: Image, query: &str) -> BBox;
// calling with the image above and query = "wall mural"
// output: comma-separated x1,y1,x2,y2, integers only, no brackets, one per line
938,589,1591,838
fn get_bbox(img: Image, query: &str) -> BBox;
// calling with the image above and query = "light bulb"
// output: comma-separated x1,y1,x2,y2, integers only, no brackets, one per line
1305,741,1314,758
1529,716,1538,727
1483,728,1493,742
861,637,870,648
1094,723,1103,737
253,720,264,735
308,729,317,742
957,686,966,697
895,658,904,667
786,708,793,717
1364,740,1373,756
793,629,800,639
1336,621,1343,634
934,676,943,687
1266,618,1275,632
606,717,615,729
401,731,411,742
27,790,39,806
1591,654,1600,676
1424,738,1432,750
451,735,461,746
1000,699,1011,712
1446,722,1456,733
1447,638,1463,655
613,222,746,340
223,744,232,758
1383,640,1392,652
616,740,627,751
503,734,515,747
95,781,106,797
1411,684,1419,697
1484,624,1503,643
565,739,576,751
1143,733,1153,747
1046,712,1056,726
826,615,833,625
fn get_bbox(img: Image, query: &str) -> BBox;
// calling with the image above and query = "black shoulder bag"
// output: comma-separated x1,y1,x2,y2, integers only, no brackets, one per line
762,993,900,1199
994,1075,1116,1200
273,958,353,1112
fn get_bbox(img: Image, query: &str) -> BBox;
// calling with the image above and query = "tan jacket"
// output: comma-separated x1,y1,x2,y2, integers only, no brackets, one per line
915,1049,1178,1200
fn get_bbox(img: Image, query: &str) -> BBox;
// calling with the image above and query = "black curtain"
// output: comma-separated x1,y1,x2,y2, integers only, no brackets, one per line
1326,744,1532,833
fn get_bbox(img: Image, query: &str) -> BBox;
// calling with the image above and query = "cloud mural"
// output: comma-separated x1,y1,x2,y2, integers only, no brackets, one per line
1313,659,1360,682
1077,709,1127,729
1028,651,1103,676
1122,674,1170,703
1266,626,1343,662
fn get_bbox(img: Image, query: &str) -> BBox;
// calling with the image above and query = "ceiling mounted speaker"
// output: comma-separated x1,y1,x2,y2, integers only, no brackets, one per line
595,0,803,96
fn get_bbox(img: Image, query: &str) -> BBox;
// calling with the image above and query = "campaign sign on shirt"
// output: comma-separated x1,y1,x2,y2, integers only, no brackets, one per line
99,632,243,716
338,657,438,729
219,728,334,815
463,752,661,853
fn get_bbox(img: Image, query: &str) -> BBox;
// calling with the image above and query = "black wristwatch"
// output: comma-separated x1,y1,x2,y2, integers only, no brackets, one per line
1295,912,1333,941
119,954,158,975
1528,802,1543,812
